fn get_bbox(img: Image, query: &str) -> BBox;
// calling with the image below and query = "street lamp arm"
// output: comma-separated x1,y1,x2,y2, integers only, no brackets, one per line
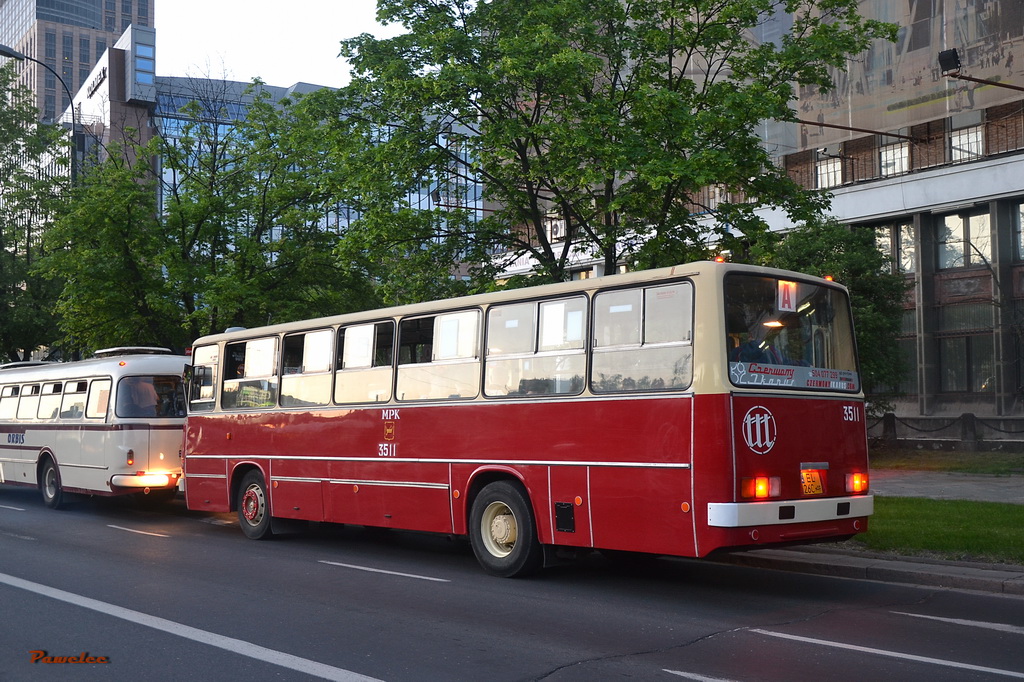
0,42,75,124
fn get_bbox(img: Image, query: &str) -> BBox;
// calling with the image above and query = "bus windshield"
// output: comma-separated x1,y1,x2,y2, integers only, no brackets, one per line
725,274,859,392
115,375,186,418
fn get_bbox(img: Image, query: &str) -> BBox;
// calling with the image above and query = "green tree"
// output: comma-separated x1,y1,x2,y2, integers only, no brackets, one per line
763,219,909,414
334,0,895,287
44,81,378,352
0,63,67,362
43,137,183,351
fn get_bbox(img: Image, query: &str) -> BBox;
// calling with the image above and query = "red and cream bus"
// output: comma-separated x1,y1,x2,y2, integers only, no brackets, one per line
184,261,871,576
0,348,188,508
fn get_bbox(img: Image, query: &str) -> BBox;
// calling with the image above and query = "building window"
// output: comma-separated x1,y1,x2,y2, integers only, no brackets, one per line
939,335,993,392
950,125,983,162
44,32,56,59
79,37,90,63
938,304,993,393
874,221,915,273
880,141,909,176
937,210,990,269
815,154,842,189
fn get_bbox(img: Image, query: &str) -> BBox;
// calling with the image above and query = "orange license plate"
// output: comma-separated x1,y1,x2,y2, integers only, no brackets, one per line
801,470,824,495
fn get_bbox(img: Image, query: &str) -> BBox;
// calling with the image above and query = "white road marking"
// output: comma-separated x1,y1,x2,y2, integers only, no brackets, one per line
664,670,739,681
319,560,450,582
893,611,1024,635
0,530,35,541
0,572,381,682
0,504,25,511
751,628,1024,679
107,525,170,538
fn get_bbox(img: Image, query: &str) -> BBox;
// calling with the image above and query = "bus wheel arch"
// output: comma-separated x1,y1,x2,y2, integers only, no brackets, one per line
37,453,65,510
235,467,273,540
468,478,543,578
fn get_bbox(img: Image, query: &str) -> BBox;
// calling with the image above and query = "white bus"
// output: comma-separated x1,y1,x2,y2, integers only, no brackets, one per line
0,348,188,508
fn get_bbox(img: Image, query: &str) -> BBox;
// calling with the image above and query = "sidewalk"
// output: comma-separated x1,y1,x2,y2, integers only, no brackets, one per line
715,470,1024,595
869,469,1024,505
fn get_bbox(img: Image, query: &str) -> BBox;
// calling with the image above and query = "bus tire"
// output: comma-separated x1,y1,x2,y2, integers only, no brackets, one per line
469,481,542,578
237,470,273,540
40,458,65,510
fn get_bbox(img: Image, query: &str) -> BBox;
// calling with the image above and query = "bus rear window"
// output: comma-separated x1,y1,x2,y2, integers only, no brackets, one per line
725,274,859,392
115,376,186,418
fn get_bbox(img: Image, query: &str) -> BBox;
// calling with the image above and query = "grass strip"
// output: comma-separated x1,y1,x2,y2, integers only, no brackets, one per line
870,448,1024,475
851,496,1024,564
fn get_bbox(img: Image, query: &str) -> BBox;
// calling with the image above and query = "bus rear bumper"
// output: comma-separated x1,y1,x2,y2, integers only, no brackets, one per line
109,472,179,489
707,495,873,527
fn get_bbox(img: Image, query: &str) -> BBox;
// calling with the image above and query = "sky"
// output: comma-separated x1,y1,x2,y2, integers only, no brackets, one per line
155,1,404,88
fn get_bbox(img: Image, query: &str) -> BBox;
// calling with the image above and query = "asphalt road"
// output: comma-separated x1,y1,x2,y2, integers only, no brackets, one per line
1,486,1022,682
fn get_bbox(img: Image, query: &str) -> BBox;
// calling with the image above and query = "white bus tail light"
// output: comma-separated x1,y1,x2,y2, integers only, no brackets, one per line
741,476,781,499
846,472,869,493
126,449,135,467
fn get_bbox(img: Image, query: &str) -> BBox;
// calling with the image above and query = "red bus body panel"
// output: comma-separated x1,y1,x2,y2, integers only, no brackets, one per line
185,389,869,558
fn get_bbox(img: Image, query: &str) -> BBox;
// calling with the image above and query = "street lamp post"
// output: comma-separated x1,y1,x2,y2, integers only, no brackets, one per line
938,48,1024,93
0,42,79,180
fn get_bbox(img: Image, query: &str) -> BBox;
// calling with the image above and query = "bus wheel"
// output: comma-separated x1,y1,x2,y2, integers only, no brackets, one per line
237,471,273,540
469,481,542,578
40,458,65,510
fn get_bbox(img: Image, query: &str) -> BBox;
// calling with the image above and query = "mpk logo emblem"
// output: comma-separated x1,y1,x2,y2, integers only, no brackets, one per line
742,406,776,455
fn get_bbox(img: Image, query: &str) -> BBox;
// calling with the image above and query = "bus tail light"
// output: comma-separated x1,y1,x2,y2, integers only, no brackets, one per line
126,449,134,467
846,472,869,493
741,476,781,499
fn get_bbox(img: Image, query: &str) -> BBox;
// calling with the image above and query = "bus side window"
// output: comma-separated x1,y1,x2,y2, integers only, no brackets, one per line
397,311,480,400
37,382,63,420
17,384,40,420
189,345,219,412
221,337,279,410
86,379,111,419
592,283,693,393
335,321,394,404
0,385,19,420
484,297,586,397
59,380,88,419
280,329,333,407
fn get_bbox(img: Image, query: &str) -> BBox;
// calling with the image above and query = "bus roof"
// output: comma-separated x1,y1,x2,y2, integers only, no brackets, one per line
0,353,189,383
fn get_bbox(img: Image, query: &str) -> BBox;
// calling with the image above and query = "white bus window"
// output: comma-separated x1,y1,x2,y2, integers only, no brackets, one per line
86,379,111,419
114,375,185,419
281,329,333,407
222,337,279,410
116,377,160,417
539,298,586,351
592,282,693,393
435,311,479,361
645,284,692,344
17,384,40,420
336,322,394,404
485,297,586,397
0,385,19,420
59,380,88,419
594,289,641,348
188,345,218,412
486,302,535,355
397,312,480,400
37,382,62,420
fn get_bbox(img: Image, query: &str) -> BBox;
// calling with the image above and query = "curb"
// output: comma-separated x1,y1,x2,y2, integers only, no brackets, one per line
714,547,1024,595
